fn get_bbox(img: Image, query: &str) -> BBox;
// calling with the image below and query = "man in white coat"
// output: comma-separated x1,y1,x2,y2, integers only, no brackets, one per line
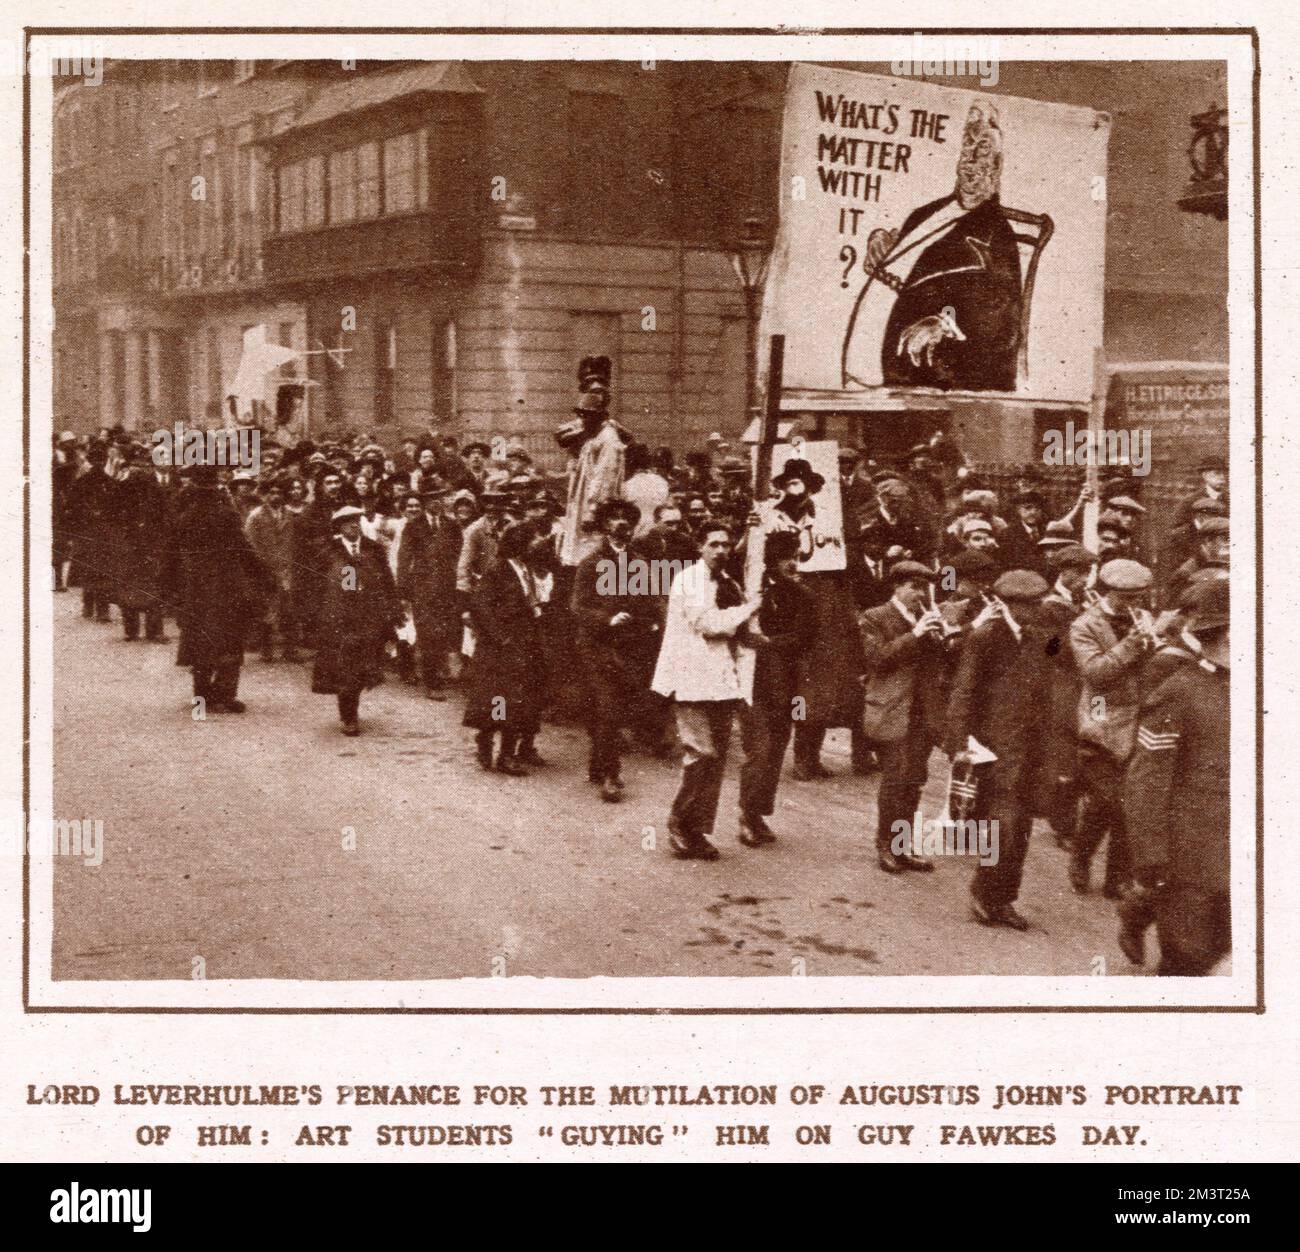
652,525,762,860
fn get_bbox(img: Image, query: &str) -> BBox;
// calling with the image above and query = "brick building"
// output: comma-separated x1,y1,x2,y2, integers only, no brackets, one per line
51,58,1228,475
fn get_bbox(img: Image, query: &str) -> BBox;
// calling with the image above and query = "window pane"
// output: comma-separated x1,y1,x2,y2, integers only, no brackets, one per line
328,149,355,223
279,162,303,233
304,155,325,228
383,133,415,215
356,142,380,219
416,128,429,208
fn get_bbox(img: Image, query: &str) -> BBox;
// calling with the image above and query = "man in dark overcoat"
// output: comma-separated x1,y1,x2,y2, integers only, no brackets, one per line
395,488,464,700
945,569,1055,929
164,464,271,713
310,505,401,736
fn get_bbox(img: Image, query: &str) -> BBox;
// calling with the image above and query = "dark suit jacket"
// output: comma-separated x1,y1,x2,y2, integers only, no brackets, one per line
881,194,1023,391
464,559,545,731
396,514,462,627
857,600,949,744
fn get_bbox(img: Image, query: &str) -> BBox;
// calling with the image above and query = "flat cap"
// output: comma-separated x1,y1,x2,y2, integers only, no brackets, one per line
888,559,937,584
1186,579,1229,633
1106,495,1146,513
1197,455,1227,472
992,569,1050,601
947,548,998,579
1192,496,1228,516
331,505,365,523
1049,543,1097,573
960,515,994,536
1178,565,1230,609
1098,558,1153,591
1201,516,1230,536
961,488,999,512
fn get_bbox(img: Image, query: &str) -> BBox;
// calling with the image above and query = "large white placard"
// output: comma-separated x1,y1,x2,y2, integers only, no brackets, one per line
762,63,1110,403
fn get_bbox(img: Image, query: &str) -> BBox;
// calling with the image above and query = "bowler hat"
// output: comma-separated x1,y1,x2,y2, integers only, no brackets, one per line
1038,519,1076,547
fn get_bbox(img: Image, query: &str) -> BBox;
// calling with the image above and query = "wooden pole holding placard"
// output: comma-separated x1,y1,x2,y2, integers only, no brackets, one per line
745,334,785,597
1081,345,1106,551
755,334,785,498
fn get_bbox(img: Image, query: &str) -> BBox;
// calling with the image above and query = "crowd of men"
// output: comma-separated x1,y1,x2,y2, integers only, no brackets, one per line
50,377,1232,977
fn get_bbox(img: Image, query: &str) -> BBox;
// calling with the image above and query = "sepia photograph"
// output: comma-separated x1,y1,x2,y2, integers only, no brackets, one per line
25,28,1254,1009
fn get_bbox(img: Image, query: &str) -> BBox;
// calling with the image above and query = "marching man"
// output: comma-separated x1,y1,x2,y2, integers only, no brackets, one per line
652,525,761,861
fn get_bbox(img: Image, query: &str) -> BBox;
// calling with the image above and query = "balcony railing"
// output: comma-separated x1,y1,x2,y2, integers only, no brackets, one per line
263,208,479,287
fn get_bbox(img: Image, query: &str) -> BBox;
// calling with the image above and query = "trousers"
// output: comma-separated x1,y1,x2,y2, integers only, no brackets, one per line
738,691,795,819
1073,744,1131,892
875,705,937,853
669,700,740,837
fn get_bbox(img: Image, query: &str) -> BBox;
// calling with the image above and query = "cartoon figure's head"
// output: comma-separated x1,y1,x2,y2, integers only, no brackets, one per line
955,104,1003,210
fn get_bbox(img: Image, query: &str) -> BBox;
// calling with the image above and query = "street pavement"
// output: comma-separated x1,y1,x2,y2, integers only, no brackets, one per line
51,592,1138,981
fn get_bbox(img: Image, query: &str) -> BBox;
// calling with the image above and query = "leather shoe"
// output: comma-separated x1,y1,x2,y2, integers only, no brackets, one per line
517,745,547,767
669,831,719,861
897,852,934,873
600,778,622,803
1117,915,1147,966
792,762,832,781
970,898,1030,930
341,720,360,737
496,755,529,777
877,848,906,874
738,821,776,848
